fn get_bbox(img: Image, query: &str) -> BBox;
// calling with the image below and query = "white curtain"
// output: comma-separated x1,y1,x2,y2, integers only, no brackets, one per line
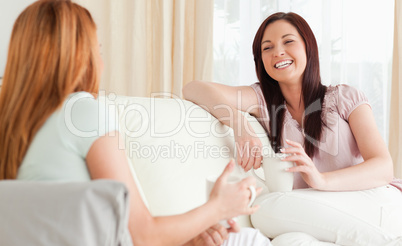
76,0,213,98
213,0,394,143
390,0,402,178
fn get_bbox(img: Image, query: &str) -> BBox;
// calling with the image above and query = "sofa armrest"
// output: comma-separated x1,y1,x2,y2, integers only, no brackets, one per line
0,180,132,246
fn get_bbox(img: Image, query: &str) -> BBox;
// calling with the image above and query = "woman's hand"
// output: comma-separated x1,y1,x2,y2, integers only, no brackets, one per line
182,221,240,246
208,160,261,220
281,139,327,190
234,120,263,172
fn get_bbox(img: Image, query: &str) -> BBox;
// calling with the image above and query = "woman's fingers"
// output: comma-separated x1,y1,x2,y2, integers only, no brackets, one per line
202,224,230,245
253,155,262,169
236,145,242,167
236,140,262,171
286,164,310,173
282,153,309,164
281,139,326,189
279,140,313,172
256,186,263,196
281,140,309,159
239,177,260,212
246,204,260,215
281,147,306,157
211,224,228,242
212,164,261,220
240,176,257,187
251,143,262,169
283,153,314,173
285,139,303,148
281,140,311,165
199,231,215,245
244,153,255,171
206,227,224,245
227,219,240,233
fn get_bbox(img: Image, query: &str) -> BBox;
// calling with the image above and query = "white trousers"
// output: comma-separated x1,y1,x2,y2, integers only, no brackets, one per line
223,228,272,246
251,185,402,246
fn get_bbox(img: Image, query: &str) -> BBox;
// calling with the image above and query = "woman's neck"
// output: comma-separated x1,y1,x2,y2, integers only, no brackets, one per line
279,83,304,126
279,83,303,111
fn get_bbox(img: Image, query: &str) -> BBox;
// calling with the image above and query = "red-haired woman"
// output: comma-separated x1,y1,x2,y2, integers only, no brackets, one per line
0,1,271,245
184,12,402,245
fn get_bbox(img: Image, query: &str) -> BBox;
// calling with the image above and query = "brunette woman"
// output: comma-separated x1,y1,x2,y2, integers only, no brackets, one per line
184,12,402,245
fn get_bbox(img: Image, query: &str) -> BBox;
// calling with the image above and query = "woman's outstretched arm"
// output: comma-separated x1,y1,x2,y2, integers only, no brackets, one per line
183,81,260,126
183,81,263,171
86,131,259,246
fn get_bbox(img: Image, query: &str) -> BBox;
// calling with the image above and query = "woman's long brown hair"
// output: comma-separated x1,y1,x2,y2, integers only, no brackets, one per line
0,0,100,179
252,12,327,157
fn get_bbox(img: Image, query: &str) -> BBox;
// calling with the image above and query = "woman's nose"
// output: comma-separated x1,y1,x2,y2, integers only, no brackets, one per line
273,46,285,57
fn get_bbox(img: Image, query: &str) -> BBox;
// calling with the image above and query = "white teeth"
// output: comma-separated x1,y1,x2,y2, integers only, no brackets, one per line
275,60,293,68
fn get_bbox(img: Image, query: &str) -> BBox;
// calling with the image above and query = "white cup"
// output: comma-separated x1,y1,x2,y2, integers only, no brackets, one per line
206,175,256,228
252,154,294,192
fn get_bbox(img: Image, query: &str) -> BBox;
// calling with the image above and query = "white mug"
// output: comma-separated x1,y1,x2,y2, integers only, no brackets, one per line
206,175,256,228
252,154,294,192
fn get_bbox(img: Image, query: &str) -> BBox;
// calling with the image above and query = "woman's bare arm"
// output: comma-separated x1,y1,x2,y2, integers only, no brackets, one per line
321,104,393,190
183,81,265,170
183,81,261,125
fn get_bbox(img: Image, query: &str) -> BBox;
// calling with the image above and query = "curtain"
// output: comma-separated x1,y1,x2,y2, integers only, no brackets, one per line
390,0,402,178
76,0,213,98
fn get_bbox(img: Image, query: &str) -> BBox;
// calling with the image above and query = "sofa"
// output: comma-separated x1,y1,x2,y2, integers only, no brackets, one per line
110,93,268,226
0,94,339,245
109,94,338,245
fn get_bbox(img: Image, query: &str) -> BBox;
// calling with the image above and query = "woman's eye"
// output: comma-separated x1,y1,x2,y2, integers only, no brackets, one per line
263,46,272,51
285,40,294,44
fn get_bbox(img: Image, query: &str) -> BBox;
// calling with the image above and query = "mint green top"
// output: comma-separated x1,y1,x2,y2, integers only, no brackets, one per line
17,92,118,181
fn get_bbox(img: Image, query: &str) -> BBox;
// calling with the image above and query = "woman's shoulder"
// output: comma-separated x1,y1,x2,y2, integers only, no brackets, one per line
249,82,262,95
326,84,368,103
249,82,265,102
61,91,117,136
64,91,96,105
324,84,370,120
328,84,364,95
63,91,101,116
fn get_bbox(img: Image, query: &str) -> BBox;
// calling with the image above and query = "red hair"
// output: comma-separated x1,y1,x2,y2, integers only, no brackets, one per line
0,0,100,179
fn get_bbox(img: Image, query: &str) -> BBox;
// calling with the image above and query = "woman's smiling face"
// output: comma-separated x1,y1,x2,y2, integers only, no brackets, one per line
261,20,307,85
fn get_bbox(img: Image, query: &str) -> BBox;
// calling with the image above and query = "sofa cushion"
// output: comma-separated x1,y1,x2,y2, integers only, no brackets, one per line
0,180,132,246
